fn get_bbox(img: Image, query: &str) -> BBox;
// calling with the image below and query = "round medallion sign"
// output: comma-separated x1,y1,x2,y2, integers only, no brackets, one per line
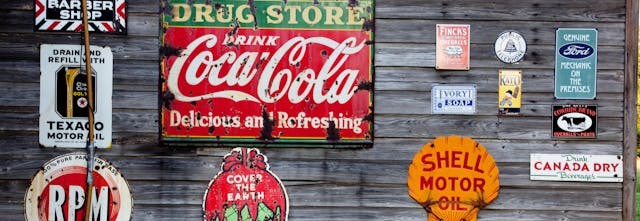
494,31,526,63
203,147,289,221
24,152,132,221
408,136,500,221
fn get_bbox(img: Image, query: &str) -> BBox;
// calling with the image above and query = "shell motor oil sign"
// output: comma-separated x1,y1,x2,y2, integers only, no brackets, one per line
160,0,374,147
24,153,132,221
203,147,289,221
408,136,500,221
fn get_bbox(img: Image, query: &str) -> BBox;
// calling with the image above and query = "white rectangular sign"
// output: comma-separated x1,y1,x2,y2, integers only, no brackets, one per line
530,154,622,182
431,85,476,114
39,44,112,148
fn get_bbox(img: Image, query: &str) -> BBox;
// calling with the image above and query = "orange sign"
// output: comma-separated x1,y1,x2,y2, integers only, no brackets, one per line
408,136,499,221
436,24,470,70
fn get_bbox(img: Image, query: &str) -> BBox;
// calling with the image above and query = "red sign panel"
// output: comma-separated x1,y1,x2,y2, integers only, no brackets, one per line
160,0,374,147
436,24,470,70
25,153,132,221
203,148,288,221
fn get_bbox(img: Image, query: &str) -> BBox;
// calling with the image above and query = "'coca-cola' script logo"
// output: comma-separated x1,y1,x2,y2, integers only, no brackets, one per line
167,34,367,105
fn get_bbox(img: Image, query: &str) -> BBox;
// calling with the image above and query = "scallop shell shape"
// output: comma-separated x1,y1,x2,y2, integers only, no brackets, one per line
408,136,500,221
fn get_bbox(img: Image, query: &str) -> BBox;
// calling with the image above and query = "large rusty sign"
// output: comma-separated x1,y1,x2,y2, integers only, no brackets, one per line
160,0,374,147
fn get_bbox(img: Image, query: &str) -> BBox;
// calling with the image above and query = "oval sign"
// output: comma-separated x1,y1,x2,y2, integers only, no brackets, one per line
25,153,132,221
203,148,289,221
557,112,593,132
408,136,500,221
559,43,594,59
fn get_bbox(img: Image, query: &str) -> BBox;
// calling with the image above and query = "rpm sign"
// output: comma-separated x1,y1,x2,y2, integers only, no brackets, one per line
24,153,132,221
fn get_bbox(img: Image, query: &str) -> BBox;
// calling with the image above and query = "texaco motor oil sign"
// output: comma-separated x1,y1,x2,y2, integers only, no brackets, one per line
203,148,289,221
25,153,132,221
39,44,112,148
160,0,374,146
35,0,127,33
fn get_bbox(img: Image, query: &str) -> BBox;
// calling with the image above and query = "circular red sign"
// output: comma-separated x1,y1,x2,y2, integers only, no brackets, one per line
25,153,132,221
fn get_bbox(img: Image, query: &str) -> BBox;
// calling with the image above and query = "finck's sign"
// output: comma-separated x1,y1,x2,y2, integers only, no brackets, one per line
408,136,500,221
160,0,374,147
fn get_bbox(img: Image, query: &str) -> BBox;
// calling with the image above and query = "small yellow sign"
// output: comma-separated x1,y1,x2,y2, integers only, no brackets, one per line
408,136,500,221
498,69,522,115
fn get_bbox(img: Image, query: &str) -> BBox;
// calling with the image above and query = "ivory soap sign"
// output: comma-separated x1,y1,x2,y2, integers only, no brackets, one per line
408,136,500,221
35,0,127,33
431,85,476,115
436,24,470,70
39,44,112,148
203,148,289,221
161,0,374,147
25,153,132,221
530,154,622,182
555,28,597,99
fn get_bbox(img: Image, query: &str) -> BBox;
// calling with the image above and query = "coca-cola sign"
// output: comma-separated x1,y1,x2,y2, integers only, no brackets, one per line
160,0,374,147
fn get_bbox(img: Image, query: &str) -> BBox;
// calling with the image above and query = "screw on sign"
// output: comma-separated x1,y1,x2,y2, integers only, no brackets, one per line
203,147,289,221
24,152,132,221
407,136,500,221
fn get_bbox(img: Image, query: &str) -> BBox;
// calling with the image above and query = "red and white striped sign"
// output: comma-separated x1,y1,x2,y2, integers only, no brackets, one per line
35,0,126,33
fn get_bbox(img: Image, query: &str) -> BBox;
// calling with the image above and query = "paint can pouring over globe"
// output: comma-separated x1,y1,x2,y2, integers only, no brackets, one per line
203,147,289,221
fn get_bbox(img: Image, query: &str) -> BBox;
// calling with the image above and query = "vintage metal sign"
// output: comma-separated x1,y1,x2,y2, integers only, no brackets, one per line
35,0,127,33
494,31,526,64
436,24,470,70
25,152,133,221
408,136,500,221
555,28,597,99
160,0,374,147
203,147,289,221
530,154,622,182
431,85,476,115
498,69,522,115
552,104,597,138
39,44,112,148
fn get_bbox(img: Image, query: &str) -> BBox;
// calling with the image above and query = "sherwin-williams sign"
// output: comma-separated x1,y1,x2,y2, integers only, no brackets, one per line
39,44,113,148
203,148,288,221
530,154,622,182
25,153,132,221
555,28,597,99
408,136,500,221
161,0,374,147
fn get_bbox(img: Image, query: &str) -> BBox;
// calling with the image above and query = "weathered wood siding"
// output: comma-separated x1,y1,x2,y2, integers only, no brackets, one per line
0,0,635,220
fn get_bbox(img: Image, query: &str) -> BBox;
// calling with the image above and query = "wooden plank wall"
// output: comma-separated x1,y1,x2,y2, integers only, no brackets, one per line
0,0,632,220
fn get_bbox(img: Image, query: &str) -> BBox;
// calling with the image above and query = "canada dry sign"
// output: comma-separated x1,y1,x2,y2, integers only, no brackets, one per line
408,136,500,221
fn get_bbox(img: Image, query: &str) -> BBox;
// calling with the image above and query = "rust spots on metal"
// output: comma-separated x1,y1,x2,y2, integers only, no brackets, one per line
160,0,173,16
162,90,175,110
361,17,374,32
348,0,360,7
160,44,183,58
355,80,372,92
246,0,259,29
326,121,340,141
258,106,275,141
225,19,241,48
